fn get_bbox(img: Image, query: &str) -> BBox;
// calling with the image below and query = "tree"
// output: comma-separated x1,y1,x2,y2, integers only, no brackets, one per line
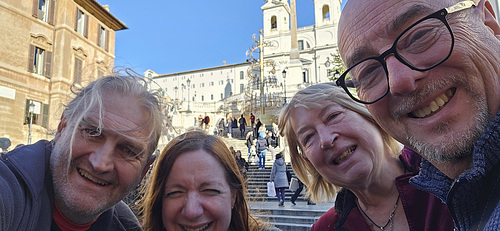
328,49,346,82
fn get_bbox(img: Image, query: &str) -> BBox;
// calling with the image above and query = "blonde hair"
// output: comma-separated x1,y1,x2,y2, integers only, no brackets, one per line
278,83,401,202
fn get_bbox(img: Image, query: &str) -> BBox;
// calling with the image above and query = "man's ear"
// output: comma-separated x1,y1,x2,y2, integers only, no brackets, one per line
140,154,156,180
482,0,500,39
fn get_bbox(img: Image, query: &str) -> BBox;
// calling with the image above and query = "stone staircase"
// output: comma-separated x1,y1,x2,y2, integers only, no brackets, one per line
220,134,331,231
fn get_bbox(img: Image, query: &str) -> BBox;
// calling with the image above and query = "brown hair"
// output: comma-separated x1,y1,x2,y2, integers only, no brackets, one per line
140,130,266,231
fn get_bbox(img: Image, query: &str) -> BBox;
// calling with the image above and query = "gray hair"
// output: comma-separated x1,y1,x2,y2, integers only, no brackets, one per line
58,75,164,161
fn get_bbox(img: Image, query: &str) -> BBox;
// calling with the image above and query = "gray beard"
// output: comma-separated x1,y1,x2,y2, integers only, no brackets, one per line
406,101,489,163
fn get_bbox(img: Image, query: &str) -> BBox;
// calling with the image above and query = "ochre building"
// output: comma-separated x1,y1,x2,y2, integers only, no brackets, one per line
0,0,126,149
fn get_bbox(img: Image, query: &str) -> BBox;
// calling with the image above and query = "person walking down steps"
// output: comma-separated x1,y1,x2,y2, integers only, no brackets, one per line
270,153,289,207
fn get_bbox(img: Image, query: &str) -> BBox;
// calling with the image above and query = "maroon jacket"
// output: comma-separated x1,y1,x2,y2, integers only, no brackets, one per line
311,147,454,231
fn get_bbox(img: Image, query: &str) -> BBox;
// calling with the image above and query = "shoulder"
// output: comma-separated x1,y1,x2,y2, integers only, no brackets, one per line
98,201,141,231
0,140,53,230
311,207,339,230
399,146,422,173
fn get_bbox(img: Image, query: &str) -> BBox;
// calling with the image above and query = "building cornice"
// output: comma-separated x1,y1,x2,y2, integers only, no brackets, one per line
74,0,127,31
154,62,252,78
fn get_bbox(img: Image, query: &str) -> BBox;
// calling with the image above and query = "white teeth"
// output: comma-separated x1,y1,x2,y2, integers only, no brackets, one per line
78,169,108,186
412,89,453,118
184,224,209,231
334,146,355,165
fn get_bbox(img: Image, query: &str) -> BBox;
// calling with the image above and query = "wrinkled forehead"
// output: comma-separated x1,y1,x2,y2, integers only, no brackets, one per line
338,0,446,66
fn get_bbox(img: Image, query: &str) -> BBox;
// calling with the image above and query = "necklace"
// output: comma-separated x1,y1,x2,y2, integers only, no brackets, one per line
356,195,400,231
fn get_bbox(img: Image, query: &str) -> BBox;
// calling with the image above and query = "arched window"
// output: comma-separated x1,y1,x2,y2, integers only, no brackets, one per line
271,16,277,29
322,5,330,20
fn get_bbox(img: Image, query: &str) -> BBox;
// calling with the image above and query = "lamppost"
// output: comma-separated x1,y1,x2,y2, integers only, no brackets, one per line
186,79,192,114
282,70,287,105
28,100,35,144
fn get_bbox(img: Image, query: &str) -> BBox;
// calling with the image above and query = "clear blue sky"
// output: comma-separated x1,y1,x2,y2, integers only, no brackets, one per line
98,1,347,75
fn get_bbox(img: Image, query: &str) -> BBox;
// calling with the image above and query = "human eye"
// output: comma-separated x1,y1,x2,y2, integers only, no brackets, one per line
120,145,144,160
203,189,221,196
80,127,102,140
301,133,314,147
397,20,443,54
165,190,183,199
353,60,384,89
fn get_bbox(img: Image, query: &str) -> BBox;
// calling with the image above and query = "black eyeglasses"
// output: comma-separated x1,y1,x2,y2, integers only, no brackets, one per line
336,0,479,104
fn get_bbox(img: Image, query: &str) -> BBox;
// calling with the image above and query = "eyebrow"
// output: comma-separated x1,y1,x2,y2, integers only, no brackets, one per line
345,5,433,67
80,116,148,154
296,104,335,135
386,5,433,35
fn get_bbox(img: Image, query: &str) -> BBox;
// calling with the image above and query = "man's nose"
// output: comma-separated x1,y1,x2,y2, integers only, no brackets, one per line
88,142,115,173
386,56,426,96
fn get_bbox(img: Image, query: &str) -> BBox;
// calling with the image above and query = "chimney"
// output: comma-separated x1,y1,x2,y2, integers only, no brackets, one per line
223,60,226,66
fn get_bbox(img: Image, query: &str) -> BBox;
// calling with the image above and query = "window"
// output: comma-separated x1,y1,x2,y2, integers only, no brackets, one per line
220,93,223,100
303,69,309,83
201,95,204,101
322,5,330,20
74,58,83,84
240,71,244,79
32,0,55,24
298,40,304,51
200,83,205,87
271,16,277,29
24,99,49,128
75,8,88,38
97,25,109,51
240,84,245,94
28,45,52,77
209,81,214,86
211,94,213,100
219,80,224,85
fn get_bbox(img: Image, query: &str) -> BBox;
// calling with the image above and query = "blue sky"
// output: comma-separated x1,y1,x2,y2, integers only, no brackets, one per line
98,1,347,75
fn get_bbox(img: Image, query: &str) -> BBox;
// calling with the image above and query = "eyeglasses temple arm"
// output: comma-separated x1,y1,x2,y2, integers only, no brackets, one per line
446,0,479,14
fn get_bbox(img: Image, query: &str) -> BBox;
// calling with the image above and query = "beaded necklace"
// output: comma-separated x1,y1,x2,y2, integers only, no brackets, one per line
356,195,400,231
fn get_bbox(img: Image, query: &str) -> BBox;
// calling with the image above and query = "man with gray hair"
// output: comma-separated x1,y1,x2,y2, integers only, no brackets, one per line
0,75,163,230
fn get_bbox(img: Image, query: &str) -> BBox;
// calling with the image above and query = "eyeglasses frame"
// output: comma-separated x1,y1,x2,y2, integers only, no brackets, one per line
336,0,479,104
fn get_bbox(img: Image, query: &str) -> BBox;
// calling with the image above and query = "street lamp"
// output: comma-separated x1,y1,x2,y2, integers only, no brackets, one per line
28,100,35,144
186,79,192,114
282,70,287,105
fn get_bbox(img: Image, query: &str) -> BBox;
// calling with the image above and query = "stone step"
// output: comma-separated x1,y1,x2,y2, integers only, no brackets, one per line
269,222,312,231
253,214,319,225
252,207,328,217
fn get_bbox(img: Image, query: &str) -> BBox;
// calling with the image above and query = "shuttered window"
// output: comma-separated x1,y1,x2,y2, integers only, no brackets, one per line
24,100,49,128
97,25,109,51
32,0,55,25
75,8,88,38
74,58,83,84
27,45,52,78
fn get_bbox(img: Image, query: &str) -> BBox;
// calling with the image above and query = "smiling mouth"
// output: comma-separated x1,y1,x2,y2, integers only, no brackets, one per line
410,89,455,118
333,146,356,165
183,223,210,231
78,169,109,186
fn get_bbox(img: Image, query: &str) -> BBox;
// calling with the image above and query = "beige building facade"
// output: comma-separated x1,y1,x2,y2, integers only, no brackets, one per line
0,0,126,149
